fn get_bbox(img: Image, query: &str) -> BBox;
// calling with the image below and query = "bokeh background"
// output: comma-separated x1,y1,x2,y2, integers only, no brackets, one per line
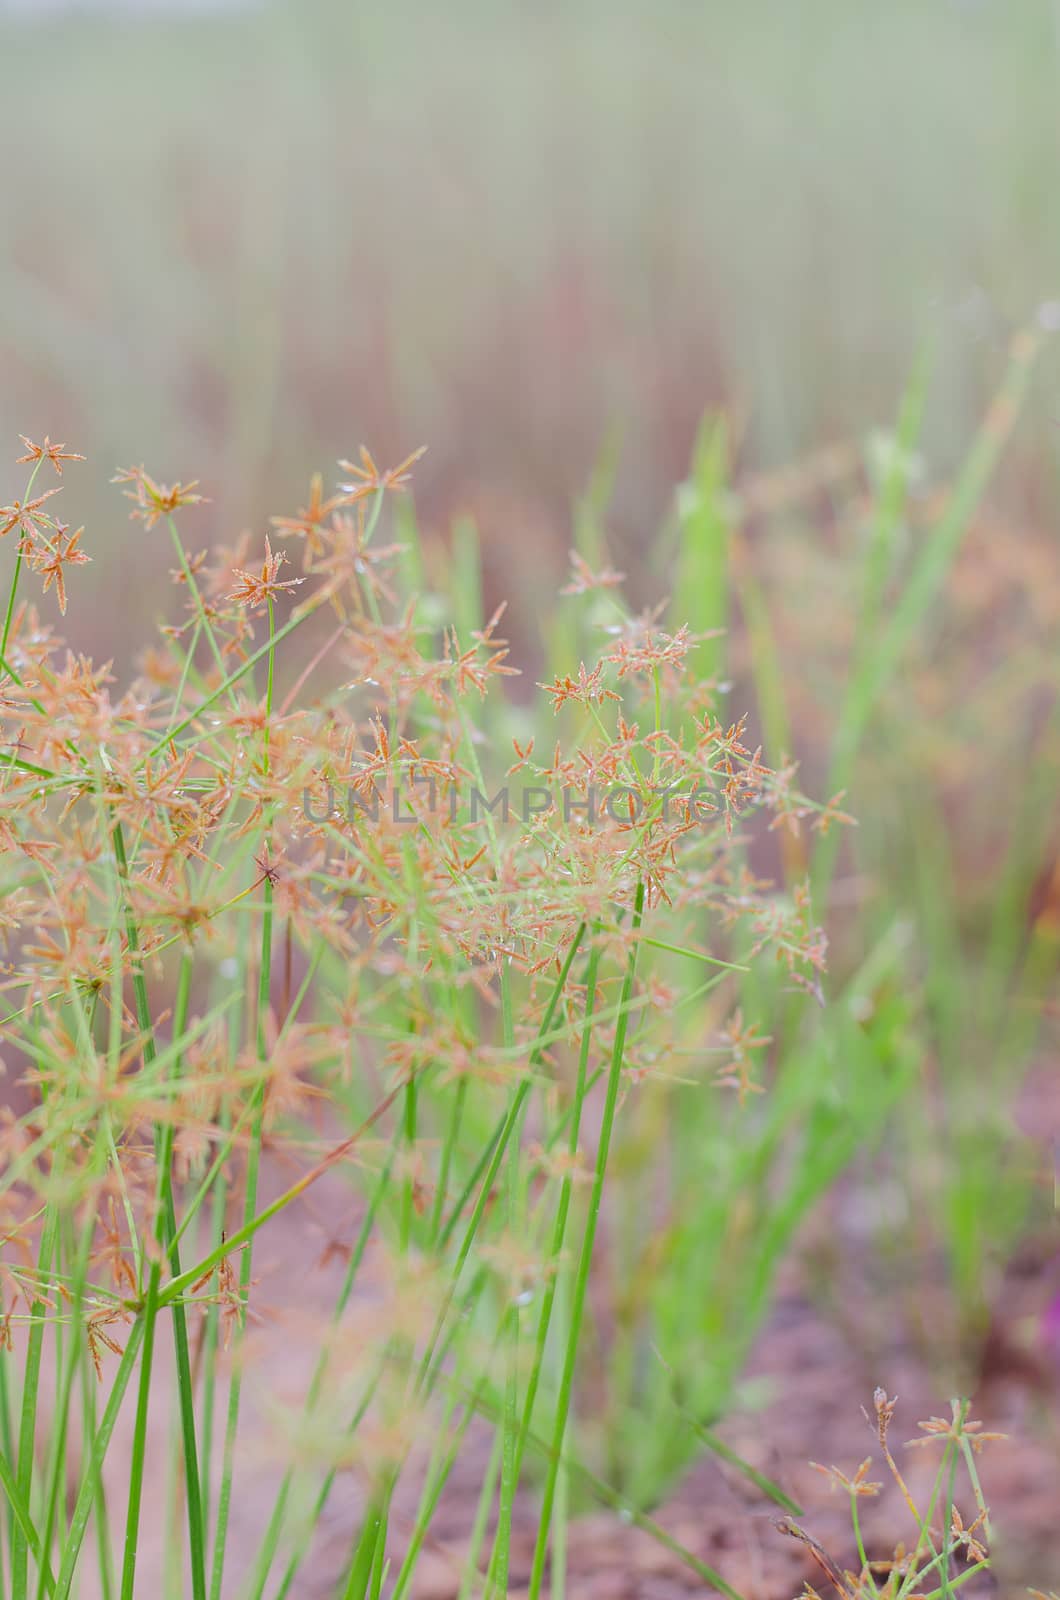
4,0,1060,625
5,0,1060,1586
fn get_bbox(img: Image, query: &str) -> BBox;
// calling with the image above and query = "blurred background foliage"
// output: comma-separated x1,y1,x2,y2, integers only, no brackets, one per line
3,0,1060,623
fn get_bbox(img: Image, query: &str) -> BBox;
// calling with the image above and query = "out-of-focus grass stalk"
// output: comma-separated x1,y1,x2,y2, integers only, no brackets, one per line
244,1143,396,1600
54,1321,146,1600
815,329,1039,900
528,882,645,1600
112,820,206,1600
209,592,277,1600
120,951,192,1600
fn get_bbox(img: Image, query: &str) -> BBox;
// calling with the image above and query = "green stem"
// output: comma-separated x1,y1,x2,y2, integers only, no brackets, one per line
120,952,193,1600
111,823,206,1600
490,931,604,1599
209,594,276,1600
491,964,519,1598
35,1210,99,1600
528,884,645,1600
165,516,241,711
79,1346,116,1600
0,1429,51,1597
0,455,44,672
13,1210,58,1600
420,927,586,1375
244,1151,395,1600
0,544,25,671
196,1111,230,1538
54,1321,146,1600
146,591,320,762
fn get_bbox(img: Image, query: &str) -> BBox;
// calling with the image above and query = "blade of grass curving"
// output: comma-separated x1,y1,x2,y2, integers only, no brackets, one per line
668,1401,802,1516
454,1363,747,1600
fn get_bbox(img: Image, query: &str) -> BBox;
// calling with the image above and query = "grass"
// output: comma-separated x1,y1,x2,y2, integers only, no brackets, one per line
780,1392,1003,1599
2,20,1060,1583
0,438,834,1597
0,339,1055,1598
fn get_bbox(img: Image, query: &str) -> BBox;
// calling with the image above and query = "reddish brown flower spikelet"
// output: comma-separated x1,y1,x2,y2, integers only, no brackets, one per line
337,444,427,501
112,464,207,529
228,535,304,612
17,436,85,476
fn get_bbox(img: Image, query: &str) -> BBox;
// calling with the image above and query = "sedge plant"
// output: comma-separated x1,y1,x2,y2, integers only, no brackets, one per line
0,429,946,1600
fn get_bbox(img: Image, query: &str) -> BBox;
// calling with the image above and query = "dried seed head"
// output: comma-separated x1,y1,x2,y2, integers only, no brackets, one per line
871,1386,897,1446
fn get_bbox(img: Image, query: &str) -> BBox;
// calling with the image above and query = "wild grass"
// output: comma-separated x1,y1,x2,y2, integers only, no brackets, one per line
781,1391,1005,1599
0,434,835,1597
0,323,1055,1598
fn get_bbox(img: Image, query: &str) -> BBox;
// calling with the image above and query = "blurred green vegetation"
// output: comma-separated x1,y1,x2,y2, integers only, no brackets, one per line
2,0,1060,613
